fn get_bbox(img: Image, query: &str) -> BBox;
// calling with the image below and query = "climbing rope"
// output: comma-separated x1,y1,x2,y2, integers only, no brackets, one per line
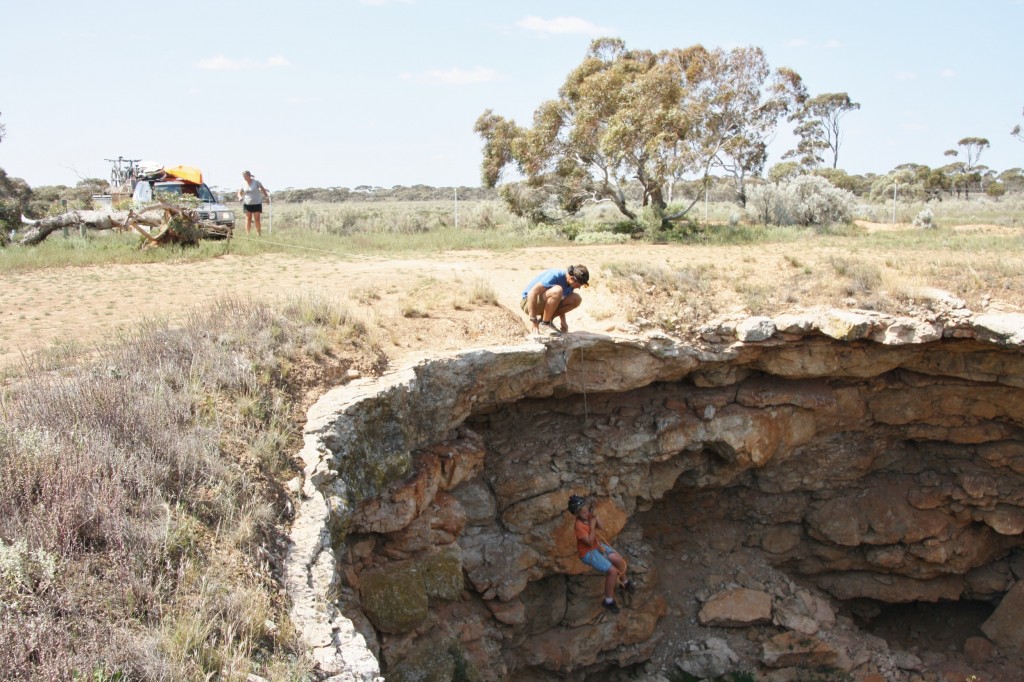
579,343,589,425
596,530,631,593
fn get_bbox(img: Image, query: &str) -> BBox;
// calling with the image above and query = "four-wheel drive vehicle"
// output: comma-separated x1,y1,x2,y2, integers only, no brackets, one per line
132,165,235,228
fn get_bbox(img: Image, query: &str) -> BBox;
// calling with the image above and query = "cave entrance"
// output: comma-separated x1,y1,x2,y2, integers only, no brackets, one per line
849,599,994,654
289,329,1024,681
634,471,1023,679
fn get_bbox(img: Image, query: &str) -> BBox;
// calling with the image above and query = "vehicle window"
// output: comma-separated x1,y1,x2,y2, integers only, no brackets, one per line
154,185,182,197
197,185,214,202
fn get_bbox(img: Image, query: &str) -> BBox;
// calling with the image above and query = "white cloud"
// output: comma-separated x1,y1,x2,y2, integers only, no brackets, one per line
516,15,612,36
195,55,289,70
894,71,917,81
195,55,254,70
786,38,809,48
822,39,841,48
413,67,499,86
940,68,956,78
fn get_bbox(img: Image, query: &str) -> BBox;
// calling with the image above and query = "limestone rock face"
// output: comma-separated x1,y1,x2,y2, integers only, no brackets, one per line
676,637,739,678
736,316,776,342
698,588,772,626
762,631,839,669
982,580,1024,651
284,309,1024,680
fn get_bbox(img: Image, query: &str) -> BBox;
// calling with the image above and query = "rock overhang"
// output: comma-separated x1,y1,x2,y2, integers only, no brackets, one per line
285,308,1024,680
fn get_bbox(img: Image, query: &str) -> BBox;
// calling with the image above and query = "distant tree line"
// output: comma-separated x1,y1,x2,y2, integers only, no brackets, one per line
268,184,499,203
2,90,1023,234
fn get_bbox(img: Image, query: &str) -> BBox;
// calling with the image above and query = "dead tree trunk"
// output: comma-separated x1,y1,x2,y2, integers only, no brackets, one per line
18,204,230,247
19,210,161,245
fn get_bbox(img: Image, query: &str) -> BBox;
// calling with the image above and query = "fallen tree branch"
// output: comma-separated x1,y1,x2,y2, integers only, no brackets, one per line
18,203,230,247
19,210,160,246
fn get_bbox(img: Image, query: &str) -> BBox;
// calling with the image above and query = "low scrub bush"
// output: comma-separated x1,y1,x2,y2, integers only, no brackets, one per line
747,175,857,227
912,207,935,228
0,294,369,679
575,230,630,244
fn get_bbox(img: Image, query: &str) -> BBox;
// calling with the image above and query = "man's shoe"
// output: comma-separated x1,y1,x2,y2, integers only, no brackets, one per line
602,599,620,615
538,320,561,336
623,579,636,594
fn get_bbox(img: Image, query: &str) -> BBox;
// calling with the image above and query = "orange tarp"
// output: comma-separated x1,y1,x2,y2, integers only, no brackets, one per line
164,165,203,184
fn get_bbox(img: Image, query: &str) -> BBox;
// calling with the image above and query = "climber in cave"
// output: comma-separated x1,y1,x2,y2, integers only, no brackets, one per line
568,494,634,614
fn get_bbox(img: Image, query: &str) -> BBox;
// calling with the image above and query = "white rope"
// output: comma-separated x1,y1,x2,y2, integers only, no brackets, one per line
579,344,589,425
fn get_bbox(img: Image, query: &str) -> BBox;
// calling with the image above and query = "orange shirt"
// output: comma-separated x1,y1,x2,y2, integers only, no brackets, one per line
575,518,598,559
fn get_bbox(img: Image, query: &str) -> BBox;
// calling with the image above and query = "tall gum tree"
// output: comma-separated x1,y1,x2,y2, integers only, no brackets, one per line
705,51,806,207
785,92,860,170
475,38,804,226
944,137,990,199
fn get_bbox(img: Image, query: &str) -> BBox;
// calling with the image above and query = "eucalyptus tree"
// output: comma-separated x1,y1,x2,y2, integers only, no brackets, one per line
1012,107,1023,142
958,137,990,173
785,92,860,169
998,167,1024,191
706,50,806,207
475,38,804,226
0,166,32,233
944,137,990,198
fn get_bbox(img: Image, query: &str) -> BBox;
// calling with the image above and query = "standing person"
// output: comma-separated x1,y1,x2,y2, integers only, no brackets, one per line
568,495,632,614
520,264,590,336
237,170,270,235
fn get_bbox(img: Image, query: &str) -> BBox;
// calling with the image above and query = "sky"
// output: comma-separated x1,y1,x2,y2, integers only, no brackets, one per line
1,0,1022,193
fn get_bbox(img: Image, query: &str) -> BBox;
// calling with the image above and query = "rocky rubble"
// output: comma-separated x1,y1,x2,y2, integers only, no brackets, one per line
285,306,1024,681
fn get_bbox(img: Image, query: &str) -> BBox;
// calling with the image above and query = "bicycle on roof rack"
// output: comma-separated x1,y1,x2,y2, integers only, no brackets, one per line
105,156,142,191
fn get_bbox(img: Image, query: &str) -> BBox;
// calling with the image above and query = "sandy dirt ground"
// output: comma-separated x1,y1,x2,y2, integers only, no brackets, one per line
2,225,1022,374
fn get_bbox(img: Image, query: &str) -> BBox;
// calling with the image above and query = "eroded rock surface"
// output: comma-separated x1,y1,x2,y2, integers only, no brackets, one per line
285,308,1024,681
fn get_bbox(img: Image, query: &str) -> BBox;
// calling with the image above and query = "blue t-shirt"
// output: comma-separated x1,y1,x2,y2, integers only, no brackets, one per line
522,268,572,300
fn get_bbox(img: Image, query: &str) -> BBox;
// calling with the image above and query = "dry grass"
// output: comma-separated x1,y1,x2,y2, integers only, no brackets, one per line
598,221,1024,334
0,293,379,680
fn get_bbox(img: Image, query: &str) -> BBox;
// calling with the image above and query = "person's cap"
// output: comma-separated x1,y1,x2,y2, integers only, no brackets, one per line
242,170,251,176
570,265,590,286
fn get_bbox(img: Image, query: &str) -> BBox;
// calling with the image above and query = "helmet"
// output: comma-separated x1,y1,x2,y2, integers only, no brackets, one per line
567,494,587,515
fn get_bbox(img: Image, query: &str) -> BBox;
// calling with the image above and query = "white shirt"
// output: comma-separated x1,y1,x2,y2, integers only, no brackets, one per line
241,178,264,205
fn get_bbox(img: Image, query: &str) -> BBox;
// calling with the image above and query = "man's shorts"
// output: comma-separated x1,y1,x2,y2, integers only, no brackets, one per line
243,203,263,214
520,296,532,315
582,544,614,573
